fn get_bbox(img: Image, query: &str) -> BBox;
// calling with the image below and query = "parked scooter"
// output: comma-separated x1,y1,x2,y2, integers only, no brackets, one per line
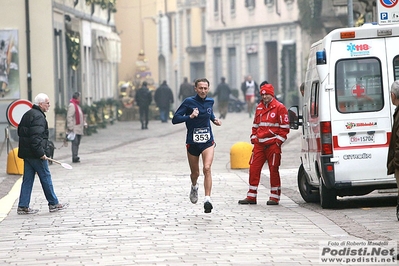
228,95,246,113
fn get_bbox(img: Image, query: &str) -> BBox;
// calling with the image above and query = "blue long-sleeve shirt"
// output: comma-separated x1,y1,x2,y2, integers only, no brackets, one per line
172,94,216,144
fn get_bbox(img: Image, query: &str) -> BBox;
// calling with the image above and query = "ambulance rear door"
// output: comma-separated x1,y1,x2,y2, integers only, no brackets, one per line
328,37,393,186
385,36,399,117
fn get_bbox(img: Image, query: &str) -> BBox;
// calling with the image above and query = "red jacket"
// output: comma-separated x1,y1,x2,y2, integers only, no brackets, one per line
251,98,290,146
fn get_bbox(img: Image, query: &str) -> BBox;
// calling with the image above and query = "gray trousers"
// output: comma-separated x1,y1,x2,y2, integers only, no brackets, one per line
71,134,82,160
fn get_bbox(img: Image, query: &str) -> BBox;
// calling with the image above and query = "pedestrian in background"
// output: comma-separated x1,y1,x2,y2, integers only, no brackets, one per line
135,81,152,129
172,78,222,213
213,77,231,119
17,93,68,214
238,82,290,205
241,75,259,118
178,77,195,101
154,80,174,123
387,80,399,221
67,91,86,163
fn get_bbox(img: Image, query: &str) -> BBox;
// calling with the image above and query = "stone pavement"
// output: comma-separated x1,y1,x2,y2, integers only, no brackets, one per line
0,111,382,265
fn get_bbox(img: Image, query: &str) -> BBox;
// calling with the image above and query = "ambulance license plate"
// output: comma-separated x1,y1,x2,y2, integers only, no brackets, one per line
349,134,374,144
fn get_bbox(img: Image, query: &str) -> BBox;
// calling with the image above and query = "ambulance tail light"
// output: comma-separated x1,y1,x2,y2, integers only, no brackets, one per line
320,121,333,155
340,31,355,39
326,164,334,172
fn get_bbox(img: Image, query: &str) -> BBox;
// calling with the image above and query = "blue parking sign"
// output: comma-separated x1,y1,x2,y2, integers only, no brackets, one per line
381,12,388,20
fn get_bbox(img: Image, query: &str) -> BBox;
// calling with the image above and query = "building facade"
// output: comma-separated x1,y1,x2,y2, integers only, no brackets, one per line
116,0,308,108
0,0,120,140
206,0,305,106
115,0,381,110
115,0,204,111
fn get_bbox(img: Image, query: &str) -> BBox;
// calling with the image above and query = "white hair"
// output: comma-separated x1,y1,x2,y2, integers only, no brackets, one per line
391,81,399,99
34,93,49,105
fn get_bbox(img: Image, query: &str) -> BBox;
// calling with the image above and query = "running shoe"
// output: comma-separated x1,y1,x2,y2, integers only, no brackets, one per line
49,203,69,212
17,207,39,215
189,184,198,204
204,199,213,213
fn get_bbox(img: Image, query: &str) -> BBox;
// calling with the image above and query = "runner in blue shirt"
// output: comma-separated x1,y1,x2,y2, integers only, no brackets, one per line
172,78,222,213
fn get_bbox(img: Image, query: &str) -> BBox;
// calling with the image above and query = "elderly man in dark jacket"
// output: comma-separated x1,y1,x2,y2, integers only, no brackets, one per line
17,93,68,214
154,80,174,122
387,80,399,221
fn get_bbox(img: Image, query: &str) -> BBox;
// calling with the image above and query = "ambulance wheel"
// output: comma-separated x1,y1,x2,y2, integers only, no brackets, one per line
319,178,336,209
297,165,320,203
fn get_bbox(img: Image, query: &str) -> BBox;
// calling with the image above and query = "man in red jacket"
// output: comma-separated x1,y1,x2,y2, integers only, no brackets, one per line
238,81,290,205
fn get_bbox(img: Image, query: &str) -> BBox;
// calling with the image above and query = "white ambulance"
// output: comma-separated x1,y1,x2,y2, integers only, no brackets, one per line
289,23,398,208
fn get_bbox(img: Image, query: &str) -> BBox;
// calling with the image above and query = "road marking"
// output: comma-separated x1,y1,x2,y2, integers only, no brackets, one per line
0,177,21,222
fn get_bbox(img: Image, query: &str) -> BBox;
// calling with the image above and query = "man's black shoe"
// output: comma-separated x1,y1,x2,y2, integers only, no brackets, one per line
396,205,399,221
266,200,279,205
73,157,80,163
238,198,257,205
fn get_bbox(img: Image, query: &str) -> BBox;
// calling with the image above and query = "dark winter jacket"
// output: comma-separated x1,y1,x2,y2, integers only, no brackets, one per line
18,104,51,159
387,106,399,175
154,83,174,109
135,85,152,107
179,81,194,100
214,82,231,102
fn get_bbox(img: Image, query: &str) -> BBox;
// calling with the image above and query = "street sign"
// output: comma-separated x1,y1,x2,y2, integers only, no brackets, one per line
6,99,33,128
377,0,399,25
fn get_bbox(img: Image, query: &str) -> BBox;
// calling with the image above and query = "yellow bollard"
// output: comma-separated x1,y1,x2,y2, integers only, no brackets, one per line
7,148,24,175
230,142,253,169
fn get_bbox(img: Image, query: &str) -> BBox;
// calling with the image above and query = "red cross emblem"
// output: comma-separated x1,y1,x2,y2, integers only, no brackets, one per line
352,84,365,98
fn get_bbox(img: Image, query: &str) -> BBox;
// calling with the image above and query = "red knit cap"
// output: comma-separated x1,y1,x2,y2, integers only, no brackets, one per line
260,84,275,97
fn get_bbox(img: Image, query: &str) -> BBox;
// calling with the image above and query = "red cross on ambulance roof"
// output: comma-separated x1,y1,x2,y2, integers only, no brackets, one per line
352,84,365,97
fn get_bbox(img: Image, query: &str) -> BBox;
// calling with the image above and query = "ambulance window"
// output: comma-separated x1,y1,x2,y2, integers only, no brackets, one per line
335,58,383,113
310,82,319,118
393,56,399,79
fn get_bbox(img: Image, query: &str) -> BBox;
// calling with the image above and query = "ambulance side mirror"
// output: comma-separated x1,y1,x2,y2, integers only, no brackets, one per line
288,106,302,129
